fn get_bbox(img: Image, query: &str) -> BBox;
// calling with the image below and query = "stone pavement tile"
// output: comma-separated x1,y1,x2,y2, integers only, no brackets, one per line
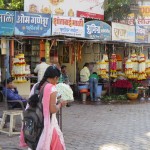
63,103,150,150
1,102,150,149
0,134,27,150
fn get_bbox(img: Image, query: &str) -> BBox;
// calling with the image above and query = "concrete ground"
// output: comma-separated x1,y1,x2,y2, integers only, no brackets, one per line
1,101,150,150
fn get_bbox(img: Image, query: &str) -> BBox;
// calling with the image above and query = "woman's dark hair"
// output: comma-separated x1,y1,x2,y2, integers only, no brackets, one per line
38,65,61,90
28,66,61,107
3,77,13,86
83,63,89,68
93,72,97,75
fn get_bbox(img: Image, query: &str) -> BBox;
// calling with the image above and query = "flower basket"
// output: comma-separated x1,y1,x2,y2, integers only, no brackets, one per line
127,93,138,101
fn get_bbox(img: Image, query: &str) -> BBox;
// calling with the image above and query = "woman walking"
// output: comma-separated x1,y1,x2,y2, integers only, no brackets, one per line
20,65,67,150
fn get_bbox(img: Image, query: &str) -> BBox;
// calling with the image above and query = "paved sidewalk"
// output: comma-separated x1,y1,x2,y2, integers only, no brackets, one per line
1,101,150,150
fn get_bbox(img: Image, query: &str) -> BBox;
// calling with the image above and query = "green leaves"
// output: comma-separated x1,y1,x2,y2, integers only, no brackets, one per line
103,0,139,21
0,0,4,8
101,94,128,104
0,0,23,10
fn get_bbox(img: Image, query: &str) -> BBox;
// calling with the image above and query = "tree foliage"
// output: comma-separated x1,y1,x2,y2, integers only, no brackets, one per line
103,0,141,21
0,0,23,10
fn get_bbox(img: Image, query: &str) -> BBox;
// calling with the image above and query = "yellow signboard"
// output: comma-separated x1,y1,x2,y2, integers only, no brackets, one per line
140,6,150,17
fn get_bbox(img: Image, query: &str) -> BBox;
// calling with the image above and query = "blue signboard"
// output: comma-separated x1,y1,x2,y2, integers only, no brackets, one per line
0,10,15,36
136,25,148,43
85,20,111,40
15,11,51,36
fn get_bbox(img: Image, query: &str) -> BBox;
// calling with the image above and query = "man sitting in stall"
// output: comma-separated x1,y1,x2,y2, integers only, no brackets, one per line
80,63,90,83
2,78,27,108
59,65,69,84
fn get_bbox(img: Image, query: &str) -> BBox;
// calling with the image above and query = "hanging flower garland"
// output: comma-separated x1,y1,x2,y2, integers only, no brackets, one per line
130,53,138,79
116,54,122,71
97,54,109,79
138,53,147,80
98,59,108,79
12,54,30,83
110,53,117,78
145,58,150,77
103,54,109,73
125,58,133,79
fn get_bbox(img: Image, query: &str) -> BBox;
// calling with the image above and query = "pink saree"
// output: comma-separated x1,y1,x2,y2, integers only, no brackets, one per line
20,83,66,150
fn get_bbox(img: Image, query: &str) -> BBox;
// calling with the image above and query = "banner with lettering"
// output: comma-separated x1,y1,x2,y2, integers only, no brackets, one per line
0,10,15,36
123,6,150,26
136,25,148,43
85,20,111,40
52,16,84,37
24,0,104,20
15,11,51,36
112,22,135,42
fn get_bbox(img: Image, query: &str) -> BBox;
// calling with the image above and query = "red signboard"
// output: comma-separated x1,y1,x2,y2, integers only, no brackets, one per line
77,11,104,20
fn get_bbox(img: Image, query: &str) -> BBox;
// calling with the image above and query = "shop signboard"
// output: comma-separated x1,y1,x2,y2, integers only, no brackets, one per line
126,6,150,26
24,0,104,20
85,20,111,40
15,11,51,36
0,10,15,36
136,25,148,43
112,22,135,42
52,16,84,37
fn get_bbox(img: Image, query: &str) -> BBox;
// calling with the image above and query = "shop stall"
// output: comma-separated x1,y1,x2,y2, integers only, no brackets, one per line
1,8,150,101
0,10,16,83
4,11,52,95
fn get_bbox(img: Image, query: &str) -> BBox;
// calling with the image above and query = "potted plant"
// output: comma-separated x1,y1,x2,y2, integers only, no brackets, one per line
127,80,142,100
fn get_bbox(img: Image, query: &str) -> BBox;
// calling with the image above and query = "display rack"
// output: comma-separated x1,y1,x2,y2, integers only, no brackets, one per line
24,40,45,73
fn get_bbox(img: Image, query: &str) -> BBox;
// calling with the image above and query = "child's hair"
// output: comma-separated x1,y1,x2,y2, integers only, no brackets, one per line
3,77,13,86
92,72,97,75
38,65,61,90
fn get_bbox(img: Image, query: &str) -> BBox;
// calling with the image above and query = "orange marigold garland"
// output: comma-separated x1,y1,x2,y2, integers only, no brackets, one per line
12,54,30,83
110,54,117,78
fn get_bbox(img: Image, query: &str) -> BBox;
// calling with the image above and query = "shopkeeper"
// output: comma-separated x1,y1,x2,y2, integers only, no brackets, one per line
34,57,49,82
80,63,90,83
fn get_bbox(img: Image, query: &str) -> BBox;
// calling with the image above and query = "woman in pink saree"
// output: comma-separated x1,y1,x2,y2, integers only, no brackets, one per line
20,66,67,150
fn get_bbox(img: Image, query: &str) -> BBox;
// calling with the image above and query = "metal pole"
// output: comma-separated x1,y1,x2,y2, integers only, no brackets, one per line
74,45,77,84
4,67,8,110
108,46,111,96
